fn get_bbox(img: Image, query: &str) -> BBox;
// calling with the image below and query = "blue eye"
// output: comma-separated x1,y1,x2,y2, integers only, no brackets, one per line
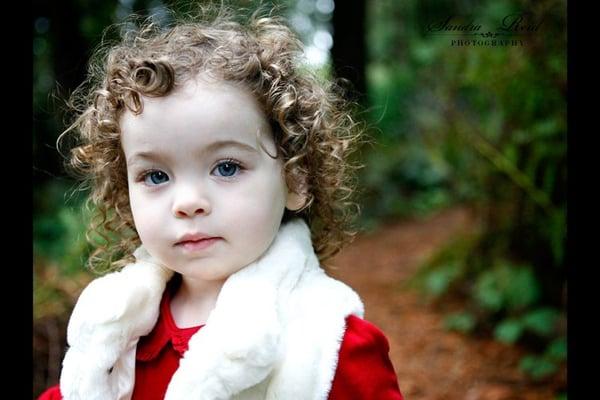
214,160,241,177
144,170,169,185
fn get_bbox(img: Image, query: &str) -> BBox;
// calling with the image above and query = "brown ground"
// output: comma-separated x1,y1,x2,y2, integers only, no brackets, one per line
328,206,566,400
34,206,566,399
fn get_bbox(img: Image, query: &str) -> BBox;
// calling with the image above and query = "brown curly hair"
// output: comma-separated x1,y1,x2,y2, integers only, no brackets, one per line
59,4,367,273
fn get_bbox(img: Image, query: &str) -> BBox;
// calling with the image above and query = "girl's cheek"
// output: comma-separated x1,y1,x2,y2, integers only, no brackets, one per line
129,192,155,222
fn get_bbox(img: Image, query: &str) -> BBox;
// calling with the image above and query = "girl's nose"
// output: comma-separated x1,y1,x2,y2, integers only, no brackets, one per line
172,186,212,218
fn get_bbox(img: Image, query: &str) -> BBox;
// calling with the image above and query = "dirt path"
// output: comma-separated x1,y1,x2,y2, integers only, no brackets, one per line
328,206,566,400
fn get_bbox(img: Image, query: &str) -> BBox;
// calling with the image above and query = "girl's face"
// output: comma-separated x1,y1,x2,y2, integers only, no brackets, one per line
120,76,302,282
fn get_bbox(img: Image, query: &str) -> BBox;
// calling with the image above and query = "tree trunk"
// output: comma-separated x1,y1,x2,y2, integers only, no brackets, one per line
331,0,367,104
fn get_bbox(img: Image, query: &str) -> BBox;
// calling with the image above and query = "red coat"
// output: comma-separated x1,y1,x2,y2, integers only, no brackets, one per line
38,288,403,400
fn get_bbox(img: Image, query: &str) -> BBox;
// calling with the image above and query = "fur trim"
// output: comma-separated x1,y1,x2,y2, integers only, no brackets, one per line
60,218,363,400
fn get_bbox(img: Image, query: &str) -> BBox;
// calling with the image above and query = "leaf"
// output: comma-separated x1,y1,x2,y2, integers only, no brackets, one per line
474,269,504,311
522,308,560,337
474,262,541,312
444,312,476,333
424,263,460,297
494,318,524,344
519,354,558,380
545,336,567,362
532,118,560,139
503,264,541,311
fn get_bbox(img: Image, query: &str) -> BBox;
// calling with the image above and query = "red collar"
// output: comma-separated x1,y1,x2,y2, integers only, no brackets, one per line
136,284,204,361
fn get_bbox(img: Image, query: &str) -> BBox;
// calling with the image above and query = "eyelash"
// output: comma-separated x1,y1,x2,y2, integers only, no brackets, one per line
135,158,245,185
214,158,245,179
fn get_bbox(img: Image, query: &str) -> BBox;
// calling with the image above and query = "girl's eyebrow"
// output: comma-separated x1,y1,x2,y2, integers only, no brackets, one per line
203,139,259,155
127,150,167,166
127,140,259,165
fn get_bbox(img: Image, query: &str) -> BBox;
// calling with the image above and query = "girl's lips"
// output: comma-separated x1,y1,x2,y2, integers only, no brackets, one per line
176,237,221,251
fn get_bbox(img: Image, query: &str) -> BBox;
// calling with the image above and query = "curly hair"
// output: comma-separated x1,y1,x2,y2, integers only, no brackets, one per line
59,5,367,273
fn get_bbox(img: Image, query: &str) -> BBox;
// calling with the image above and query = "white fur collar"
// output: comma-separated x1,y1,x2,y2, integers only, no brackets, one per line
60,218,364,400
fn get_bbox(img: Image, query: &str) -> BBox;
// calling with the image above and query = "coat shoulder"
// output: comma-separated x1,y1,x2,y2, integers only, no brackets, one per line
37,385,62,400
329,315,404,400
292,268,365,318
342,315,391,352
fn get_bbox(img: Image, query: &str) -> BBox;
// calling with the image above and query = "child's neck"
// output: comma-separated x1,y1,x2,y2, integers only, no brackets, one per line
169,274,227,328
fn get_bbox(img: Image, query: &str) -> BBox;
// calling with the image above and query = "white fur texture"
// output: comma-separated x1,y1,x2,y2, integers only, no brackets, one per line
60,218,364,400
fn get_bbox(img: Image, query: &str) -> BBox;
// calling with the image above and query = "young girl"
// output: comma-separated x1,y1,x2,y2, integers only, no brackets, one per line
38,5,404,400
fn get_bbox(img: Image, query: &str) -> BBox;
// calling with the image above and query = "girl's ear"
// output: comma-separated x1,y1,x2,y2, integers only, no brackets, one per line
286,189,308,211
285,170,308,211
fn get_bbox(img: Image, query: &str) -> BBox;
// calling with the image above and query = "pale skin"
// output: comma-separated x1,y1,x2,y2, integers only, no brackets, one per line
120,75,306,327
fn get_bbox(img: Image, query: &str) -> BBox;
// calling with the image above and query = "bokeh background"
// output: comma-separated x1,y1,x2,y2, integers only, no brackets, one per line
33,0,566,399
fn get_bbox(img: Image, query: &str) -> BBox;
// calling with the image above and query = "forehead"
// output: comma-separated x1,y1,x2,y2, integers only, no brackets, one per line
119,77,273,156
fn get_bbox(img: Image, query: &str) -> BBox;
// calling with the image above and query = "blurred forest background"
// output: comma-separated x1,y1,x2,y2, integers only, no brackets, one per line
33,0,566,399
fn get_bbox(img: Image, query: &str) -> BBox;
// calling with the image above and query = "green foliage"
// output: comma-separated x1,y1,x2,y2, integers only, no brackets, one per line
521,308,561,337
33,182,95,322
358,143,454,224
444,312,476,334
373,0,567,382
405,233,477,298
494,318,524,344
546,336,567,363
474,261,541,312
519,354,559,381
423,262,461,297
547,208,566,265
34,182,92,276
493,307,561,345
33,273,71,320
